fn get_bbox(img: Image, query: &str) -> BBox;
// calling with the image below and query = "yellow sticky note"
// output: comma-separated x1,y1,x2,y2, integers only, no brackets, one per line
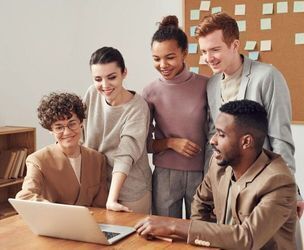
263,3,274,14
260,18,272,30
190,9,200,20
244,41,257,51
237,20,246,32
294,1,304,12
200,1,211,11
260,40,272,51
235,4,246,15
277,2,288,13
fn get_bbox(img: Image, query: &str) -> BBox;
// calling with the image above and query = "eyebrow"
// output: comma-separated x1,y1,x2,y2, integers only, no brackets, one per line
201,46,221,52
153,52,176,58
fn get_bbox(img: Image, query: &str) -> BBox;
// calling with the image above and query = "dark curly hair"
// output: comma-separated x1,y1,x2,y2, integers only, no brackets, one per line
151,15,188,52
37,92,86,130
220,100,268,151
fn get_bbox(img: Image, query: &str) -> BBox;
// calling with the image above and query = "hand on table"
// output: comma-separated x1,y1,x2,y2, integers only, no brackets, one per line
106,200,132,212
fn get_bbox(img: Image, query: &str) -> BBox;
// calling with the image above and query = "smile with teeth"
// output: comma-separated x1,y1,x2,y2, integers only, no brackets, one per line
161,69,172,76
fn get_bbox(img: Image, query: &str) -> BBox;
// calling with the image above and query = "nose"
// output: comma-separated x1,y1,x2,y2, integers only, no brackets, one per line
205,52,214,64
210,132,217,146
160,59,168,68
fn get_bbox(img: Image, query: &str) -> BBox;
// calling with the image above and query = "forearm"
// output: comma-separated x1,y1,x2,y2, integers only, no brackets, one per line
152,138,172,153
107,172,127,202
171,219,190,239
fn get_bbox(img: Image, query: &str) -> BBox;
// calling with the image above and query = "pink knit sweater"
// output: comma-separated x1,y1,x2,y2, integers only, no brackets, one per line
142,66,208,171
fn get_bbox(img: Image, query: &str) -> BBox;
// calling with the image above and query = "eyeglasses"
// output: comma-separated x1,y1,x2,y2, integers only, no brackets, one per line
52,120,80,134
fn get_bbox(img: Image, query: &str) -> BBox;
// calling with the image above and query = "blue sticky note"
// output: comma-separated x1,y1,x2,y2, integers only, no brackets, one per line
248,51,259,60
188,43,198,54
189,67,199,74
190,9,200,20
190,26,196,37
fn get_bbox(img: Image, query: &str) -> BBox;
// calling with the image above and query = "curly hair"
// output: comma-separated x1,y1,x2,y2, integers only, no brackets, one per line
37,92,86,130
151,15,188,52
220,100,268,151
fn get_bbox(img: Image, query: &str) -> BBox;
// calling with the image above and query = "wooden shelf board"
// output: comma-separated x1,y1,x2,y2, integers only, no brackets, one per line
0,178,24,188
0,201,17,219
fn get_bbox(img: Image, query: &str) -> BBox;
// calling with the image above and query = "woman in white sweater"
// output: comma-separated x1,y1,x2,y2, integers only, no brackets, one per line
83,47,152,214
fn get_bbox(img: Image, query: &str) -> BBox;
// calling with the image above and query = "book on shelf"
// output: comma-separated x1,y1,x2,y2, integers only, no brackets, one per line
0,148,29,180
3,151,17,179
0,150,12,178
18,148,28,178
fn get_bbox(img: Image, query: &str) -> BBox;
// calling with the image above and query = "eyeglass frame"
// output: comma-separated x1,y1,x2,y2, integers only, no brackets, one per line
51,120,81,134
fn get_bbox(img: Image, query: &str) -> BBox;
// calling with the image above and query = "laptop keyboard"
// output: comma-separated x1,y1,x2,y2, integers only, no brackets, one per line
103,231,121,240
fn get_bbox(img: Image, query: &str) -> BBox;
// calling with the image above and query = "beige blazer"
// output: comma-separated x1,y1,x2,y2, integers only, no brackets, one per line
189,150,297,250
16,144,108,207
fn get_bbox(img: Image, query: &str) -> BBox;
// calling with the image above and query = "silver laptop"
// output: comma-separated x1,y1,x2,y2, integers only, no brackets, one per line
8,198,135,245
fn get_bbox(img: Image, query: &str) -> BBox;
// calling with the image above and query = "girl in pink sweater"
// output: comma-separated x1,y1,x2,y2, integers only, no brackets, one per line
142,16,208,218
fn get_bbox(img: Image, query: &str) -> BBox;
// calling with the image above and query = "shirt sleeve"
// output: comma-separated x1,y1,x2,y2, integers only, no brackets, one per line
15,160,49,202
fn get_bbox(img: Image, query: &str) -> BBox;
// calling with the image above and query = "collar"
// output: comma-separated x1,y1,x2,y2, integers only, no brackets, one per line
159,64,193,84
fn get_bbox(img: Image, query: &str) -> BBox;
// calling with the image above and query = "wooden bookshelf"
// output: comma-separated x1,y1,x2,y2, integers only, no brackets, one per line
0,126,36,219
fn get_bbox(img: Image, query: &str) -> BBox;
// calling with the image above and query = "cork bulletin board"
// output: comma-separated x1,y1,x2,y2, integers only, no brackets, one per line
184,0,304,123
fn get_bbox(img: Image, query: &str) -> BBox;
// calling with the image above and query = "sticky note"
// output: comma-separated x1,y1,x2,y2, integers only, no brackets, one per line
188,43,198,54
260,18,272,30
277,2,288,13
235,4,246,15
200,1,211,11
295,33,304,44
199,55,207,65
248,51,259,61
260,40,272,51
294,1,304,12
244,41,257,51
190,26,196,37
189,67,199,74
263,3,274,14
190,9,200,20
211,7,222,14
237,20,246,32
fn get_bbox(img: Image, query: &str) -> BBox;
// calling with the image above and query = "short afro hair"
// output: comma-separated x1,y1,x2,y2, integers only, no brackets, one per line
220,100,268,151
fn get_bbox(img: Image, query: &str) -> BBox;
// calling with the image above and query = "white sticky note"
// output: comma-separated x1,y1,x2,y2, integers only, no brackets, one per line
294,1,304,12
189,67,199,74
199,55,207,65
248,51,259,61
235,4,246,15
200,1,211,11
260,18,272,30
190,26,196,37
188,43,198,54
277,2,288,13
263,3,274,14
244,41,257,51
211,7,222,14
260,40,272,51
295,33,304,44
190,9,200,20
237,20,246,32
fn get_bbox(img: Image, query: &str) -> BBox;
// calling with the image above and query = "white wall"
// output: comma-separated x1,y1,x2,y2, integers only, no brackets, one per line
0,0,182,148
0,0,303,233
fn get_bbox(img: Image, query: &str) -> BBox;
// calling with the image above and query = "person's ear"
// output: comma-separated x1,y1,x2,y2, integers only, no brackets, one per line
122,68,127,79
232,39,240,51
241,134,253,150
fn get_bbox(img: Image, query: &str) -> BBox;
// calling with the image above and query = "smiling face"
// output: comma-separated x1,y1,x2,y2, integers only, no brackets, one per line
210,112,242,168
51,113,82,152
151,39,187,80
91,62,127,105
198,30,240,75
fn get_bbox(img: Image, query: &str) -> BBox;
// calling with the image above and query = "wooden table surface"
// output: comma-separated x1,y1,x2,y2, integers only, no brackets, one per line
0,207,219,249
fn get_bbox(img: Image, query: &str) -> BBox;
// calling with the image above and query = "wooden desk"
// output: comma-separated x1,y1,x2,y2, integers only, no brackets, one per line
0,208,218,250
